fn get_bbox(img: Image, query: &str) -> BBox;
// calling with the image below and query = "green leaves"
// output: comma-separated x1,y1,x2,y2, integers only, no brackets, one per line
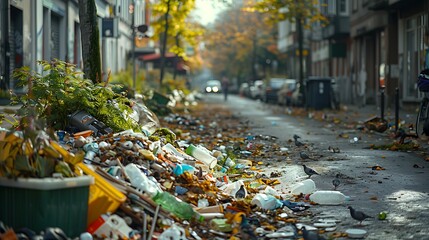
12,59,141,132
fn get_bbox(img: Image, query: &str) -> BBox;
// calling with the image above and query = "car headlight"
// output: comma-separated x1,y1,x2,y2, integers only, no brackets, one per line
206,87,212,92
212,86,219,92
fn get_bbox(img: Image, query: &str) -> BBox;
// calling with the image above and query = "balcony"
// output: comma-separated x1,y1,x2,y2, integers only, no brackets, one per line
322,16,350,39
367,0,389,10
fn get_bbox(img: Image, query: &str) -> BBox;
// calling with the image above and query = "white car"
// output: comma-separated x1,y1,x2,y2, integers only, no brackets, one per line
204,80,222,93
249,80,264,99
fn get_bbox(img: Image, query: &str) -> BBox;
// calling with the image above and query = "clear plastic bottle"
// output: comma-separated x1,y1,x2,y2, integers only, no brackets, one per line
291,179,316,195
309,190,350,205
152,191,204,222
124,163,160,197
185,144,217,169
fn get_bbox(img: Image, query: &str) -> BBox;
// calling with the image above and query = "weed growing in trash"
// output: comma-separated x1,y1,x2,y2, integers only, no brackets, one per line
12,59,140,132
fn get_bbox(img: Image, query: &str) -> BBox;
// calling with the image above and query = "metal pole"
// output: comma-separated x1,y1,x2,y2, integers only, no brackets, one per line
395,87,399,132
380,88,385,120
132,1,136,92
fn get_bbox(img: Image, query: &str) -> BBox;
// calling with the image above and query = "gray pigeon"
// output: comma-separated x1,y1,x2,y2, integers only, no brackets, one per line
332,174,340,190
301,226,326,240
348,206,373,225
300,151,312,160
294,135,305,147
303,164,319,178
235,185,246,198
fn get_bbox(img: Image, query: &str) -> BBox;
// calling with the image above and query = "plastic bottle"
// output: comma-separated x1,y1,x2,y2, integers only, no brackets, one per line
251,193,283,210
185,144,217,169
173,163,196,176
291,179,316,195
309,190,350,205
152,191,204,222
124,163,160,197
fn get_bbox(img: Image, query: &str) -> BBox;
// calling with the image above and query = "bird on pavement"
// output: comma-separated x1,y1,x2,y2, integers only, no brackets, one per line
300,151,313,160
239,215,257,240
303,164,319,178
332,174,341,190
235,185,246,199
301,226,326,240
293,134,305,147
348,206,373,225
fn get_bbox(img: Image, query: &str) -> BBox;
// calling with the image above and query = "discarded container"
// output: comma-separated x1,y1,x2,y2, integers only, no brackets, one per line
196,205,224,214
173,163,196,176
158,223,187,240
309,190,350,205
210,219,232,232
89,214,133,239
0,176,93,238
291,179,317,195
200,213,224,220
152,191,203,221
77,163,127,226
185,144,217,169
251,193,283,210
124,163,161,197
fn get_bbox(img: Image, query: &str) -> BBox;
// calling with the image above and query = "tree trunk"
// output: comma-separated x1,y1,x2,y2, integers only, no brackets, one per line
159,0,171,87
78,0,102,84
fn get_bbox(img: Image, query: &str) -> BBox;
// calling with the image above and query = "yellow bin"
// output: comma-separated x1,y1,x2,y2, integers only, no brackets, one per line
77,163,127,226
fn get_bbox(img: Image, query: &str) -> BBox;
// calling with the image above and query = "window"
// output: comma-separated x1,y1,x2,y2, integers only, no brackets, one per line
339,0,349,16
328,0,336,15
352,0,358,12
404,14,428,100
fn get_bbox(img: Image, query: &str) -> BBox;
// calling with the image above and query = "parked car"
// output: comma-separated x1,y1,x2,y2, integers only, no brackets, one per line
261,78,289,103
277,79,297,106
204,80,222,93
249,80,264,100
239,82,251,98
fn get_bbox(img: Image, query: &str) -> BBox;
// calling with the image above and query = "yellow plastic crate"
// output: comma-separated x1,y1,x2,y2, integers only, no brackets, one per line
76,163,127,226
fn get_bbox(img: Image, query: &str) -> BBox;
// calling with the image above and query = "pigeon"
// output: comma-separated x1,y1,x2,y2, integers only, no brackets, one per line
303,164,319,178
294,134,305,147
332,174,340,190
235,185,246,199
239,215,257,240
301,226,326,240
300,151,313,160
348,206,373,225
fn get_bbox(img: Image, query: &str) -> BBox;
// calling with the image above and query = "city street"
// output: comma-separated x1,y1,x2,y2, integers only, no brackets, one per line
195,93,429,239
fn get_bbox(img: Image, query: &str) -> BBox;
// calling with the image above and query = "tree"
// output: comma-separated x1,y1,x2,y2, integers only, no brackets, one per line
78,0,102,84
151,0,204,87
203,1,282,84
245,0,327,105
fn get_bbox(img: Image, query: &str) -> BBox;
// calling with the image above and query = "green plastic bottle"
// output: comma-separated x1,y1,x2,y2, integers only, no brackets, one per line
152,191,204,222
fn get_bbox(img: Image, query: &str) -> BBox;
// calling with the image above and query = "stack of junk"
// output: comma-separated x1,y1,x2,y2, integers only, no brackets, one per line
0,100,352,240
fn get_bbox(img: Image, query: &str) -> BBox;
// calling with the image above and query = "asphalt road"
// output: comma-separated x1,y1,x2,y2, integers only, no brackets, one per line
203,93,429,240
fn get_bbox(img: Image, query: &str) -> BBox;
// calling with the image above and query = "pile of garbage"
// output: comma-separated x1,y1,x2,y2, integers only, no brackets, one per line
0,96,364,240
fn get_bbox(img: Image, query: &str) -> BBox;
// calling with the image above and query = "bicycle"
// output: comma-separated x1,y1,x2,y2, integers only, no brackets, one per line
415,69,429,138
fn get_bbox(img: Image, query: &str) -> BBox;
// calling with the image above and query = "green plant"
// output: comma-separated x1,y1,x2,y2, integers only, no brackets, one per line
0,89,12,99
12,59,141,132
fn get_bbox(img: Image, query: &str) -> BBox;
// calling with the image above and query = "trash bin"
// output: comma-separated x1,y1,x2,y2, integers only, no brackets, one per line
0,176,94,238
305,77,333,110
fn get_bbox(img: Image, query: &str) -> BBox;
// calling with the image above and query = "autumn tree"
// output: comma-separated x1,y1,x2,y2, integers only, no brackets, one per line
246,0,327,105
204,1,282,84
78,0,102,84
151,0,204,87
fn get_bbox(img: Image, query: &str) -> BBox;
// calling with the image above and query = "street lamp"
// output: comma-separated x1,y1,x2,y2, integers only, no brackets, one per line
130,1,148,93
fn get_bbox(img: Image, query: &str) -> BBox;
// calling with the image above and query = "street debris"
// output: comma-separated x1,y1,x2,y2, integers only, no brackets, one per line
2,85,425,239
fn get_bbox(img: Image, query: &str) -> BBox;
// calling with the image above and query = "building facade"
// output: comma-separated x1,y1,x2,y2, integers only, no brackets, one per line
278,0,428,108
0,0,150,92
